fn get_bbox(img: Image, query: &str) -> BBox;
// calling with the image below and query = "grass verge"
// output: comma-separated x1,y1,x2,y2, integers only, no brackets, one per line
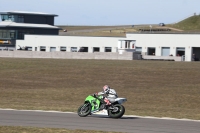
0,58,200,120
0,126,121,133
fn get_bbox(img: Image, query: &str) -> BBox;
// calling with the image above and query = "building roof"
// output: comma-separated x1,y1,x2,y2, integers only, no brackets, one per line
0,21,61,29
0,11,58,17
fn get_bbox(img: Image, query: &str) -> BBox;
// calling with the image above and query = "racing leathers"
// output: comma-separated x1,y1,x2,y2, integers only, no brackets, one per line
95,88,118,106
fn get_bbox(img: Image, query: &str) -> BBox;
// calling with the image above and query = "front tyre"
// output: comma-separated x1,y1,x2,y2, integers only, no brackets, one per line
108,104,125,118
77,103,91,117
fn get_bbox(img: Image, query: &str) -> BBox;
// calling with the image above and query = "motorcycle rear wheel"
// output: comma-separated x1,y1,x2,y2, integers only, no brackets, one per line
77,103,91,117
108,104,125,118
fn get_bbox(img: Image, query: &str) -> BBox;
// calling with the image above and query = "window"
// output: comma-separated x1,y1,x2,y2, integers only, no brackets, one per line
8,15,14,21
78,47,88,52
10,32,15,39
128,42,130,48
17,32,24,39
40,46,46,51
121,40,136,49
176,47,185,56
60,47,66,51
1,15,14,21
125,41,131,48
148,47,156,55
16,30,34,39
18,15,24,22
1,15,8,21
105,47,112,52
71,47,77,52
93,47,100,52
2,32,7,38
0,30,17,39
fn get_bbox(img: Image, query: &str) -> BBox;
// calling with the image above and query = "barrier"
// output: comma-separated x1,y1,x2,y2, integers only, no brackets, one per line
0,51,133,60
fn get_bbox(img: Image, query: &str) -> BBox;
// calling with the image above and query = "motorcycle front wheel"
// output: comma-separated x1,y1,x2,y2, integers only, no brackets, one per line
77,103,91,117
108,104,125,118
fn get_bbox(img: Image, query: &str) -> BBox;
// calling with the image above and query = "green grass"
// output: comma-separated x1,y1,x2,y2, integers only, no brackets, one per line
0,126,121,133
0,58,200,120
168,15,200,31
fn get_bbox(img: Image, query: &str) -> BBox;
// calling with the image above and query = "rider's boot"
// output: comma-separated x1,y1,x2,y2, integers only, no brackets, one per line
105,104,114,110
99,104,106,110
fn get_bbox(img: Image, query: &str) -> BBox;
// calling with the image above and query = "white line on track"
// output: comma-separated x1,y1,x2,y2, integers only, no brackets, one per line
0,108,200,122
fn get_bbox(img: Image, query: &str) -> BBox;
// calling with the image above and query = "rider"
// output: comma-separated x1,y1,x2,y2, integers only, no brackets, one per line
94,85,118,109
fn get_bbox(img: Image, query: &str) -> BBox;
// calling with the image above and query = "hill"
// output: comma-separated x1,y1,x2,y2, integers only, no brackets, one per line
168,15,200,31
56,14,200,37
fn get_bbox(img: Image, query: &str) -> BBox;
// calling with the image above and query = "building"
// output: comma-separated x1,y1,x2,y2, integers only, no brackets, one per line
125,33,200,61
1,11,200,62
0,11,61,50
17,35,122,52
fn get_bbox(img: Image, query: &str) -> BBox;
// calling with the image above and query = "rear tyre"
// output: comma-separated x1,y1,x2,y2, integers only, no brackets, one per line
108,104,125,118
77,103,91,117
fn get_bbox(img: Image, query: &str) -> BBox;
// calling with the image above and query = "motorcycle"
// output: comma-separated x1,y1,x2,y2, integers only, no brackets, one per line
77,94,127,118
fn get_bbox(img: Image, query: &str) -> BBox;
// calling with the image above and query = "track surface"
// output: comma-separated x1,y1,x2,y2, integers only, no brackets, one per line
0,109,200,133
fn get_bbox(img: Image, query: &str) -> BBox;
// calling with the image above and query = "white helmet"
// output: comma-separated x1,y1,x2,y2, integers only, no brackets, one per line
103,85,110,94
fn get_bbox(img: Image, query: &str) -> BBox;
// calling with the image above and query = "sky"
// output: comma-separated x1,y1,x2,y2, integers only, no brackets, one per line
0,0,200,26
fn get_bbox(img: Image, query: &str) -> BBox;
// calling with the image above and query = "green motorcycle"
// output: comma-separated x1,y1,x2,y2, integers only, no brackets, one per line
77,94,127,118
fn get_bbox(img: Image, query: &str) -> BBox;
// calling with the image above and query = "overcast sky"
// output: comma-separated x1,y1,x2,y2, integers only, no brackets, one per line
0,0,199,26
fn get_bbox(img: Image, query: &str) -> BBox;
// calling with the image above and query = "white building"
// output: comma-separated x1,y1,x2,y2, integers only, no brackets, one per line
16,33,200,62
125,33,200,61
17,35,122,53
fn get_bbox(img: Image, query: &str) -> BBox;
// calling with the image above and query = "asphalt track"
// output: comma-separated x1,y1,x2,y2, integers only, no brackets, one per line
0,109,200,133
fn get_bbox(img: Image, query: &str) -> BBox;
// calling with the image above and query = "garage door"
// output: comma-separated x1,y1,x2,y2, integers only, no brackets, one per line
50,47,56,52
136,47,142,52
161,47,170,56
